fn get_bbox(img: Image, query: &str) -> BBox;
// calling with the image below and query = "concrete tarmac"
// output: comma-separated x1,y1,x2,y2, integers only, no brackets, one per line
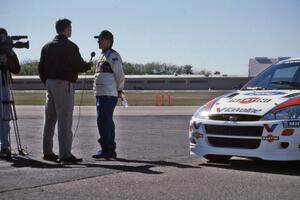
0,106,300,200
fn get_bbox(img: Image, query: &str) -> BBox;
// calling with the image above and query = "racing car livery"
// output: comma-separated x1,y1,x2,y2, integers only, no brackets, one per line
190,58,300,161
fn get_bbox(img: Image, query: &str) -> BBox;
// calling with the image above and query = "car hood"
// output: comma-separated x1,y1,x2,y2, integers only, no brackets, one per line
209,90,300,116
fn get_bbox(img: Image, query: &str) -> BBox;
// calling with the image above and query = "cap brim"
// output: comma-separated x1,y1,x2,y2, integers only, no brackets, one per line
94,36,100,39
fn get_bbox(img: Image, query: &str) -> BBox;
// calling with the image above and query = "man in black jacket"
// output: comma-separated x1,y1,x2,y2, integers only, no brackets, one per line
38,18,91,164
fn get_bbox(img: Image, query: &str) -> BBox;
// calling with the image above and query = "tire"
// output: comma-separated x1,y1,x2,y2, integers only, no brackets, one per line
203,155,232,163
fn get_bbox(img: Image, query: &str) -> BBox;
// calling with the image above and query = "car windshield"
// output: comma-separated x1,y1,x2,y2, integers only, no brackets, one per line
242,63,300,90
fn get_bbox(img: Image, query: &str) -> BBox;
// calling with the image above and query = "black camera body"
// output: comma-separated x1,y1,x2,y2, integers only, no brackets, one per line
0,33,29,68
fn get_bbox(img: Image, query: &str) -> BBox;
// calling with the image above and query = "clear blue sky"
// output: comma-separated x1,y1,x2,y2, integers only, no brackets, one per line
2,0,300,75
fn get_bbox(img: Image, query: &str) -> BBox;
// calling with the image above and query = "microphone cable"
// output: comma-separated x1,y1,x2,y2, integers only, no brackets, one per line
72,52,95,142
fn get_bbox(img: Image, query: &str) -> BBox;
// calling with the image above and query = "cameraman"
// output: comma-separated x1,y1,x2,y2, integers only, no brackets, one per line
0,28,21,157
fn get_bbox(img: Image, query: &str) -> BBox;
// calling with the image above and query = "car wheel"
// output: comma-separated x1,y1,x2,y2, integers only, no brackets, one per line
203,155,232,162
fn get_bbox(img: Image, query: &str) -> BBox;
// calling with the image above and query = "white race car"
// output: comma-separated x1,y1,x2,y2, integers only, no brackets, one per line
190,58,300,161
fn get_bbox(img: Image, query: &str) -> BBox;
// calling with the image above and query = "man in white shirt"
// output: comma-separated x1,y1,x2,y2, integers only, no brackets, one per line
92,30,125,159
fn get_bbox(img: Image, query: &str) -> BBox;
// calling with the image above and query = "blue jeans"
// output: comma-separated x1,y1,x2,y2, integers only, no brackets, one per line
96,96,118,153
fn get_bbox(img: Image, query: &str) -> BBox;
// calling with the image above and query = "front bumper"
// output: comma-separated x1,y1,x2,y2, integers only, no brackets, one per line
189,118,300,161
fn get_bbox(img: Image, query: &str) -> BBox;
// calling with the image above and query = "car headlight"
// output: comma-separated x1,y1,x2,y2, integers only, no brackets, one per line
193,96,224,119
193,105,210,119
261,105,300,120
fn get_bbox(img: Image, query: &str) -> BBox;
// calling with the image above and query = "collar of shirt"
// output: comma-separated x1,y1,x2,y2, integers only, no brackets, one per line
54,34,68,41
102,48,112,56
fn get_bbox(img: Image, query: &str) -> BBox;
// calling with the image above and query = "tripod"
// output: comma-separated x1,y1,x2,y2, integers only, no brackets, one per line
0,68,25,157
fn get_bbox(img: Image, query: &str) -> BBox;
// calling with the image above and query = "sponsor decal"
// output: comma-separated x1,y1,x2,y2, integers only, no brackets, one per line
216,107,262,114
283,120,300,128
244,91,286,96
262,134,279,143
112,57,119,64
192,132,203,139
193,121,201,129
263,124,278,132
190,137,197,144
228,97,272,104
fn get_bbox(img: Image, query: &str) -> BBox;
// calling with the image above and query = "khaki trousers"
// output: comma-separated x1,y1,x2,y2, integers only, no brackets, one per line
43,79,74,159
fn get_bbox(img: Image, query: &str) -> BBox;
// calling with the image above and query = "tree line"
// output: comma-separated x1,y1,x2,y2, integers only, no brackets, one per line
19,60,221,77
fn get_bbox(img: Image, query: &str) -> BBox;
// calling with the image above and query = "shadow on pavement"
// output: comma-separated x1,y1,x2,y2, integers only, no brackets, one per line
115,158,199,169
200,158,300,176
0,156,62,168
83,158,200,175
84,163,163,174
1,155,200,175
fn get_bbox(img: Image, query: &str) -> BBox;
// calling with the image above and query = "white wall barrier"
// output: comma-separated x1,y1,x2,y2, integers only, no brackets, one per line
11,75,250,90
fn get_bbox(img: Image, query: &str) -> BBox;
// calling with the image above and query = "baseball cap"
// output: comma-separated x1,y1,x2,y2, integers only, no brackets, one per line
94,30,113,41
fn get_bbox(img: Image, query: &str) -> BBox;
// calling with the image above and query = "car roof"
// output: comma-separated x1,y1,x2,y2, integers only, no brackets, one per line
277,58,300,65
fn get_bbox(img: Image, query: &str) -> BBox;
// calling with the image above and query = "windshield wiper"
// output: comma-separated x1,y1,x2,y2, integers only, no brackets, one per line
245,86,265,90
271,81,300,88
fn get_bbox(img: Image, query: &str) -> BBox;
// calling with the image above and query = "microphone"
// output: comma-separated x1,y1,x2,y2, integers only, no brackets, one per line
90,52,96,62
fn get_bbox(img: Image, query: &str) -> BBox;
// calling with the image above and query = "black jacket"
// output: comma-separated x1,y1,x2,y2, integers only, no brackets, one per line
0,50,20,86
38,34,90,83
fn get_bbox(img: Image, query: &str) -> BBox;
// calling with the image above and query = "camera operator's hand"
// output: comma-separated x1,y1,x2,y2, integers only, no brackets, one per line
7,51,21,74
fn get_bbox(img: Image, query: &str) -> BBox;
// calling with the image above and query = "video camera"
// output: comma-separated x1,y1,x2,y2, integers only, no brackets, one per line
0,29,29,68
0,35,29,52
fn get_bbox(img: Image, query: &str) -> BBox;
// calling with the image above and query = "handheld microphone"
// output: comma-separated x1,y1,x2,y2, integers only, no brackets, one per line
90,52,96,62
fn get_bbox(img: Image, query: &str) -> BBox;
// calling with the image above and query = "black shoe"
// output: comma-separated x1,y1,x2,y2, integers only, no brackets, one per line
43,153,59,162
92,150,117,160
59,154,83,165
